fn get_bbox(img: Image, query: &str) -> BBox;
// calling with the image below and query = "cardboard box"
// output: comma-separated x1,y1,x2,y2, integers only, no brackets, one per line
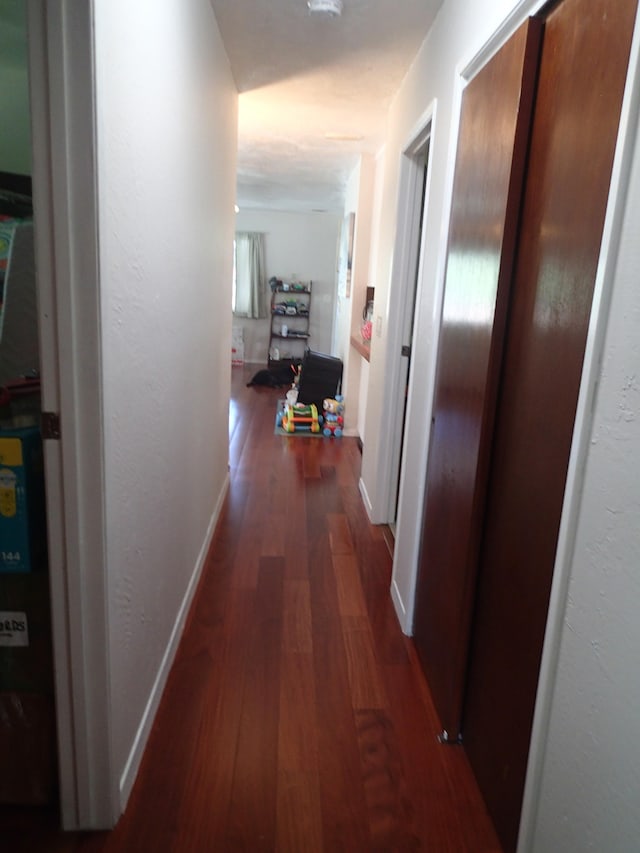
0,426,47,573
0,573,53,694
0,691,57,804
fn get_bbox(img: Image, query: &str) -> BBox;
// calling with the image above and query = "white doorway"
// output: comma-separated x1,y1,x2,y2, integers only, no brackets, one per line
27,0,115,830
387,125,432,533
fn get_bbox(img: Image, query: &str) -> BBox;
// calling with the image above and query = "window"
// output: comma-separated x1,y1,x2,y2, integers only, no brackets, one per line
233,232,267,319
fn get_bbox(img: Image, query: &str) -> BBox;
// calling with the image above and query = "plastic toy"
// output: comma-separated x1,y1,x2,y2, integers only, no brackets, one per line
285,364,302,406
280,402,321,433
286,386,298,406
322,396,344,437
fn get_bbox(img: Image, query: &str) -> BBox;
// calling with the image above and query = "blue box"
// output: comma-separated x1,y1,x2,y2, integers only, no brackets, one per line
0,427,47,573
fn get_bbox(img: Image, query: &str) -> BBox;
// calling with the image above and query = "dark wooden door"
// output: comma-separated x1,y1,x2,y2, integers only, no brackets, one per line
461,0,638,850
412,18,543,737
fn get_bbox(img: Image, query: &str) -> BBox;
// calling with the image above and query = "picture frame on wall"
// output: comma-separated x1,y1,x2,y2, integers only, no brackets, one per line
338,212,355,298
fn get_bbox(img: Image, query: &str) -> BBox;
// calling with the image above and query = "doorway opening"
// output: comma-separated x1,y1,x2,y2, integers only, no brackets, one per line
387,129,431,535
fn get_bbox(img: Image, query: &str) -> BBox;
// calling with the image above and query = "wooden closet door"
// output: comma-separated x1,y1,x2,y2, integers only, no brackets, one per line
461,0,638,850
412,18,543,737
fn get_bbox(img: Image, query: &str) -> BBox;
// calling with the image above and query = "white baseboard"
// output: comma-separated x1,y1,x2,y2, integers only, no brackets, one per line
391,576,411,636
358,476,374,521
118,473,230,808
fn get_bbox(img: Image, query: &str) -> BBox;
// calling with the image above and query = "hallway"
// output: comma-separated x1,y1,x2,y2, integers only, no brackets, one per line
3,364,501,852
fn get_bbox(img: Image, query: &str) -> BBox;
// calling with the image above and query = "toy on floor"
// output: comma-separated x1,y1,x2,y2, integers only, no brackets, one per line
279,402,321,433
286,364,302,406
322,396,344,437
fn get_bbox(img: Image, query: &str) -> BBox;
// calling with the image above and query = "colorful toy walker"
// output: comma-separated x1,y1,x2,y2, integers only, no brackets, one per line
279,402,321,433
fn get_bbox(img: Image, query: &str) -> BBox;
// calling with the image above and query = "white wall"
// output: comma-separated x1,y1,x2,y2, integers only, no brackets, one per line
335,155,376,434
233,208,341,363
94,0,237,810
354,147,385,444
357,357,369,443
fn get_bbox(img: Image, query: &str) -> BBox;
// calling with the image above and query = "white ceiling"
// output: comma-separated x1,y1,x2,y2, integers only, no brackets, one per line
210,0,443,212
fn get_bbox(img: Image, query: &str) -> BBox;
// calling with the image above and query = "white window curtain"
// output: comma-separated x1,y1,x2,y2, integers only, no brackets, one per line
233,232,267,319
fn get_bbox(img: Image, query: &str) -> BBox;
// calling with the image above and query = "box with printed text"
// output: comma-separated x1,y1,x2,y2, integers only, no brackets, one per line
0,426,47,573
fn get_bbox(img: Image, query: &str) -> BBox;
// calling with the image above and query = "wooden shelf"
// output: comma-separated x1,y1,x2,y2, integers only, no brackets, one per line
269,280,311,362
350,335,371,362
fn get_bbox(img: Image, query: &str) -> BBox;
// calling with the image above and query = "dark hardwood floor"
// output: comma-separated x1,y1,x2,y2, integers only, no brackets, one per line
2,364,502,851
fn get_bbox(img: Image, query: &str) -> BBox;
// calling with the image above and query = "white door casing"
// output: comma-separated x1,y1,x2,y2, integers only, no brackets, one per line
27,0,116,830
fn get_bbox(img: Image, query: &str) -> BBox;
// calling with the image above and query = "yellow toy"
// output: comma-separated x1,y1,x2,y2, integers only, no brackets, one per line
322,396,344,437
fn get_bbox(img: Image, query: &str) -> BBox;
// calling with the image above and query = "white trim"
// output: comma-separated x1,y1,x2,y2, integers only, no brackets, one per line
390,578,406,625
358,476,374,518
119,479,228,805
386,126,433,525
391,87,464,634
27,0,116,830
26,1,76,826
517,7,640,851
462,0,548,82
371,101,436,527
403,103,437,158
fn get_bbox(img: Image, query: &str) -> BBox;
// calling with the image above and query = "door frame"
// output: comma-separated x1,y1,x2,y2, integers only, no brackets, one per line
27,0,116,829
385,122,432,529
390,91,461,631
368,103,438,547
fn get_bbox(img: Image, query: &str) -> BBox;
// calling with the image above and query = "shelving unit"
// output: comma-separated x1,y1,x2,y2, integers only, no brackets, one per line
268,280,312,367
